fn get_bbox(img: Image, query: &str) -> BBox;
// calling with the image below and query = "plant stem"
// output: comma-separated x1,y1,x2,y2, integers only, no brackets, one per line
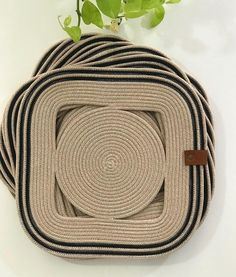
76,0,81,26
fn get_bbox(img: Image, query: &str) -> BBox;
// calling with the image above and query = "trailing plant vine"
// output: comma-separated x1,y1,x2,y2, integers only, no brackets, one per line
58,0,181,42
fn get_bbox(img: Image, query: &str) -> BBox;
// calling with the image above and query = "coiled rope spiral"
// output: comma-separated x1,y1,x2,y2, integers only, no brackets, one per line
0,33,215,258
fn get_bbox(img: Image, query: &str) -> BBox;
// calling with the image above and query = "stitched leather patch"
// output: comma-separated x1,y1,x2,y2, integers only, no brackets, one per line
184,150,208,165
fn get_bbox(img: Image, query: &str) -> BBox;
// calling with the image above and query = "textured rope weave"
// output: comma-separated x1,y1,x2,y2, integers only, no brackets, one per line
0,33,215,258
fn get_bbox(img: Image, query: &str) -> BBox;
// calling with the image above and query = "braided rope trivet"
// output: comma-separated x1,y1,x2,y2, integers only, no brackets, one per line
0,33,215,258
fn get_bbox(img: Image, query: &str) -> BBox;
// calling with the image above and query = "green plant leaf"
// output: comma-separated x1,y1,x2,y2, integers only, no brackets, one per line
124,0,142,12
82,0,104,28
125,10,147,18
149,5,165,28
142,0,162,10
166,0,181,4
64,26,81,42
124,0,147,18
64,15,72,27
96,0,121,19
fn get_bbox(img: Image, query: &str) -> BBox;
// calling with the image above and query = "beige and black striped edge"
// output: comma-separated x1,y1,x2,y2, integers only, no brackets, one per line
0,33,215,258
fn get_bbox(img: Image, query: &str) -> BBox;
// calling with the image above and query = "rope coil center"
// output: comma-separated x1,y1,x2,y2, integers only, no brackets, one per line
55,107,165,219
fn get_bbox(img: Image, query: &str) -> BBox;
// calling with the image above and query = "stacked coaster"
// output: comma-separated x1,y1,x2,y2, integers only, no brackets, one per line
0,33,215,258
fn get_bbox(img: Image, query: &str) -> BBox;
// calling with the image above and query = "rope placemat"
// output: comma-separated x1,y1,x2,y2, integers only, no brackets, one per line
0,33,215,258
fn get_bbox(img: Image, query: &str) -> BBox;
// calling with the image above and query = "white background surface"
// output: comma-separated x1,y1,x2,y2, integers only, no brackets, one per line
0,0,235,276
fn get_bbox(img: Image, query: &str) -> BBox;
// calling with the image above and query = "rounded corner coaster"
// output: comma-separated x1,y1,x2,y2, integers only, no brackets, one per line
0,34,214,258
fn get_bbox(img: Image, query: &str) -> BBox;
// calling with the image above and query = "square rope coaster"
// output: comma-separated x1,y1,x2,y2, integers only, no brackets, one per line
0,34,215,258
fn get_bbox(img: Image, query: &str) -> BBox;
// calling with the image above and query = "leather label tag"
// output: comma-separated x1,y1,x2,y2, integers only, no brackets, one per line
184,150,208,165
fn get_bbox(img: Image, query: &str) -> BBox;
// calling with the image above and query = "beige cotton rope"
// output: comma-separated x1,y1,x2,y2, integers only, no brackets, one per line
0,33,215,258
